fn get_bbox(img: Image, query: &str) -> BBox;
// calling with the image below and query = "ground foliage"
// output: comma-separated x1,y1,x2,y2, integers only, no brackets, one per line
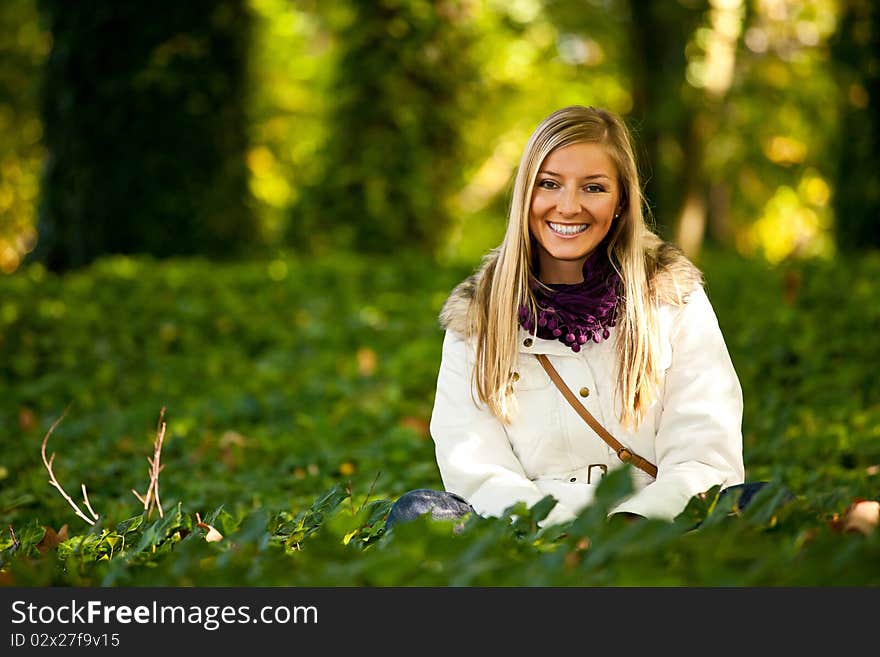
1,248,879,586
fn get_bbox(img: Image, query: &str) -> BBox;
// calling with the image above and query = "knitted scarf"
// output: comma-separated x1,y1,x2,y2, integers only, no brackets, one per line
518,250,621,353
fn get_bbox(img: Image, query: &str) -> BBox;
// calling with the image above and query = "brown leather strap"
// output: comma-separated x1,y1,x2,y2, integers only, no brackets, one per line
535,353,658,479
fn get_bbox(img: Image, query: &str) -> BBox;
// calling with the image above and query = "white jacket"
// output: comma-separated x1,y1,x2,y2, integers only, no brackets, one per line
429,247,745,527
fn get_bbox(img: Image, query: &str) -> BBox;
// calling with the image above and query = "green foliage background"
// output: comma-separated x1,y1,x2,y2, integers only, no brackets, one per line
3,0,869,270
1,249,879,585
1,0,879,587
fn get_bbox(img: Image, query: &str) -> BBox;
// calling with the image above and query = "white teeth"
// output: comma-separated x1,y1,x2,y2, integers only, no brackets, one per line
549,222,588,235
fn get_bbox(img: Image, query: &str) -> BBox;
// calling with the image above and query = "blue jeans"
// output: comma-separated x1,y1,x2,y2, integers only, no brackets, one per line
716,481,770,510
385,482,770,530
385,489,475,530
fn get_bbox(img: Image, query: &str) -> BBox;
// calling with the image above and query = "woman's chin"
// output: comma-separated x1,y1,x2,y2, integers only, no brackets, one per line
543,243,596,262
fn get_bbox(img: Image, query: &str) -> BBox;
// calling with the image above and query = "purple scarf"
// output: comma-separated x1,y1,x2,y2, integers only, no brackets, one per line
518,250,621,353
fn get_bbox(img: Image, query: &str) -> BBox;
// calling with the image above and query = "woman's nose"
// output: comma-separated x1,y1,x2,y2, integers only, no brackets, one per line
556,188,580,216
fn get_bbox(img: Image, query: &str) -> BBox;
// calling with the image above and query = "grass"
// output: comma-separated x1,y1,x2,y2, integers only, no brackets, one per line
1,247,879,585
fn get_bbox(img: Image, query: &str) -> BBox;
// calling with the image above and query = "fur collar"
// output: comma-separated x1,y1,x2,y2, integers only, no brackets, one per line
439,240,703,338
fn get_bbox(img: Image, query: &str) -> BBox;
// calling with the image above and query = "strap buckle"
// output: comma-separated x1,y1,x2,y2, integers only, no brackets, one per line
587,463,608,484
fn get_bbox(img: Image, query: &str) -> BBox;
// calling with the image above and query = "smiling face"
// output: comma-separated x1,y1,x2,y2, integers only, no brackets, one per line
528,141,620,284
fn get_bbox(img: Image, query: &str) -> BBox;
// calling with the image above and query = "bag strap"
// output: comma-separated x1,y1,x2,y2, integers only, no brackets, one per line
535,353,658,478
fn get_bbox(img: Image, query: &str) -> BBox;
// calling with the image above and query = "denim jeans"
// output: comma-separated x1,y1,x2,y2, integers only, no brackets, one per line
385,482,771,530
716,481,770,510
385,489,475,530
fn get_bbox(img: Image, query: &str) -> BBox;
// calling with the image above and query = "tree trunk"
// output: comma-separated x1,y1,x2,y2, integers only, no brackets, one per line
676,112,708,257
625,0,707,243
33,0,254,271
831,0,880,251
291,0,477,255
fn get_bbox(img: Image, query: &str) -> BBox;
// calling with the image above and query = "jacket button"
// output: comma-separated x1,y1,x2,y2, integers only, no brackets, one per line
579,387,590,397
523,338,533,347
570,477,577,482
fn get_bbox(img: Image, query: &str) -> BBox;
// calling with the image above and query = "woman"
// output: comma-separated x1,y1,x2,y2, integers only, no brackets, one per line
388,105,749,530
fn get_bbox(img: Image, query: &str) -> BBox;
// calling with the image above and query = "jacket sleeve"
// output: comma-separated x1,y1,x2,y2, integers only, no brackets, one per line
609,286,745,520
430,329,577,526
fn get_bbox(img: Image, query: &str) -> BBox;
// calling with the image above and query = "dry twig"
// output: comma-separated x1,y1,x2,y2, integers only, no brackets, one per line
132,407,167,519
346,480,355,514
40,410,97,526
7,525,19,551
81,484,98,521
357,471,382,514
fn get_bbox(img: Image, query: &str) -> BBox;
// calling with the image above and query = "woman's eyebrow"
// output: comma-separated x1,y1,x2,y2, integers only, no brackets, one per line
538,170,612,180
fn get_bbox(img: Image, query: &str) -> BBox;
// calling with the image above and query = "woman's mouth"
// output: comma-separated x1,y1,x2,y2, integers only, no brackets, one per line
548,222,589,237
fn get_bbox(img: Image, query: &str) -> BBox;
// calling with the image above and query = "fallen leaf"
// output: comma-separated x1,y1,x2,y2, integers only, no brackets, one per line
356,347,377,377
36,524,69,553
843,499,880,536
195,512,224,542
219,430,247,448
18,407,36,432
783,269,802,306
400,416,429,436
204,526,224,542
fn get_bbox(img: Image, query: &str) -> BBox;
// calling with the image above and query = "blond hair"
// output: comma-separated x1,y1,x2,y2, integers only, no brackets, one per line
470,105,680,429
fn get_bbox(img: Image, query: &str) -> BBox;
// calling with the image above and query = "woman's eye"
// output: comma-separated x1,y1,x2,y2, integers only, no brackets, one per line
585,184,605,193
538,179,559,190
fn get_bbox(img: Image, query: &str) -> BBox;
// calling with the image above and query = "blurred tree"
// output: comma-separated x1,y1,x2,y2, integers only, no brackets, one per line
245,0,334,247
290,0,480,254
0,0,48,274
445,0,634,263
625,0,707,244
830,0,880,251
713,0,838,263
615,0,837,261
33,0,255,271
546,0,715,253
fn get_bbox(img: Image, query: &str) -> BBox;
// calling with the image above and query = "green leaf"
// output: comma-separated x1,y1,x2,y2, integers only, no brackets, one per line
741,482,796,527
115,515,143,535
593,465,636,511
674,485,723,531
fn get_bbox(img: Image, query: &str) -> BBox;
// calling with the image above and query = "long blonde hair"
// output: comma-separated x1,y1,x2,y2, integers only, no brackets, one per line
470,105,674,429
